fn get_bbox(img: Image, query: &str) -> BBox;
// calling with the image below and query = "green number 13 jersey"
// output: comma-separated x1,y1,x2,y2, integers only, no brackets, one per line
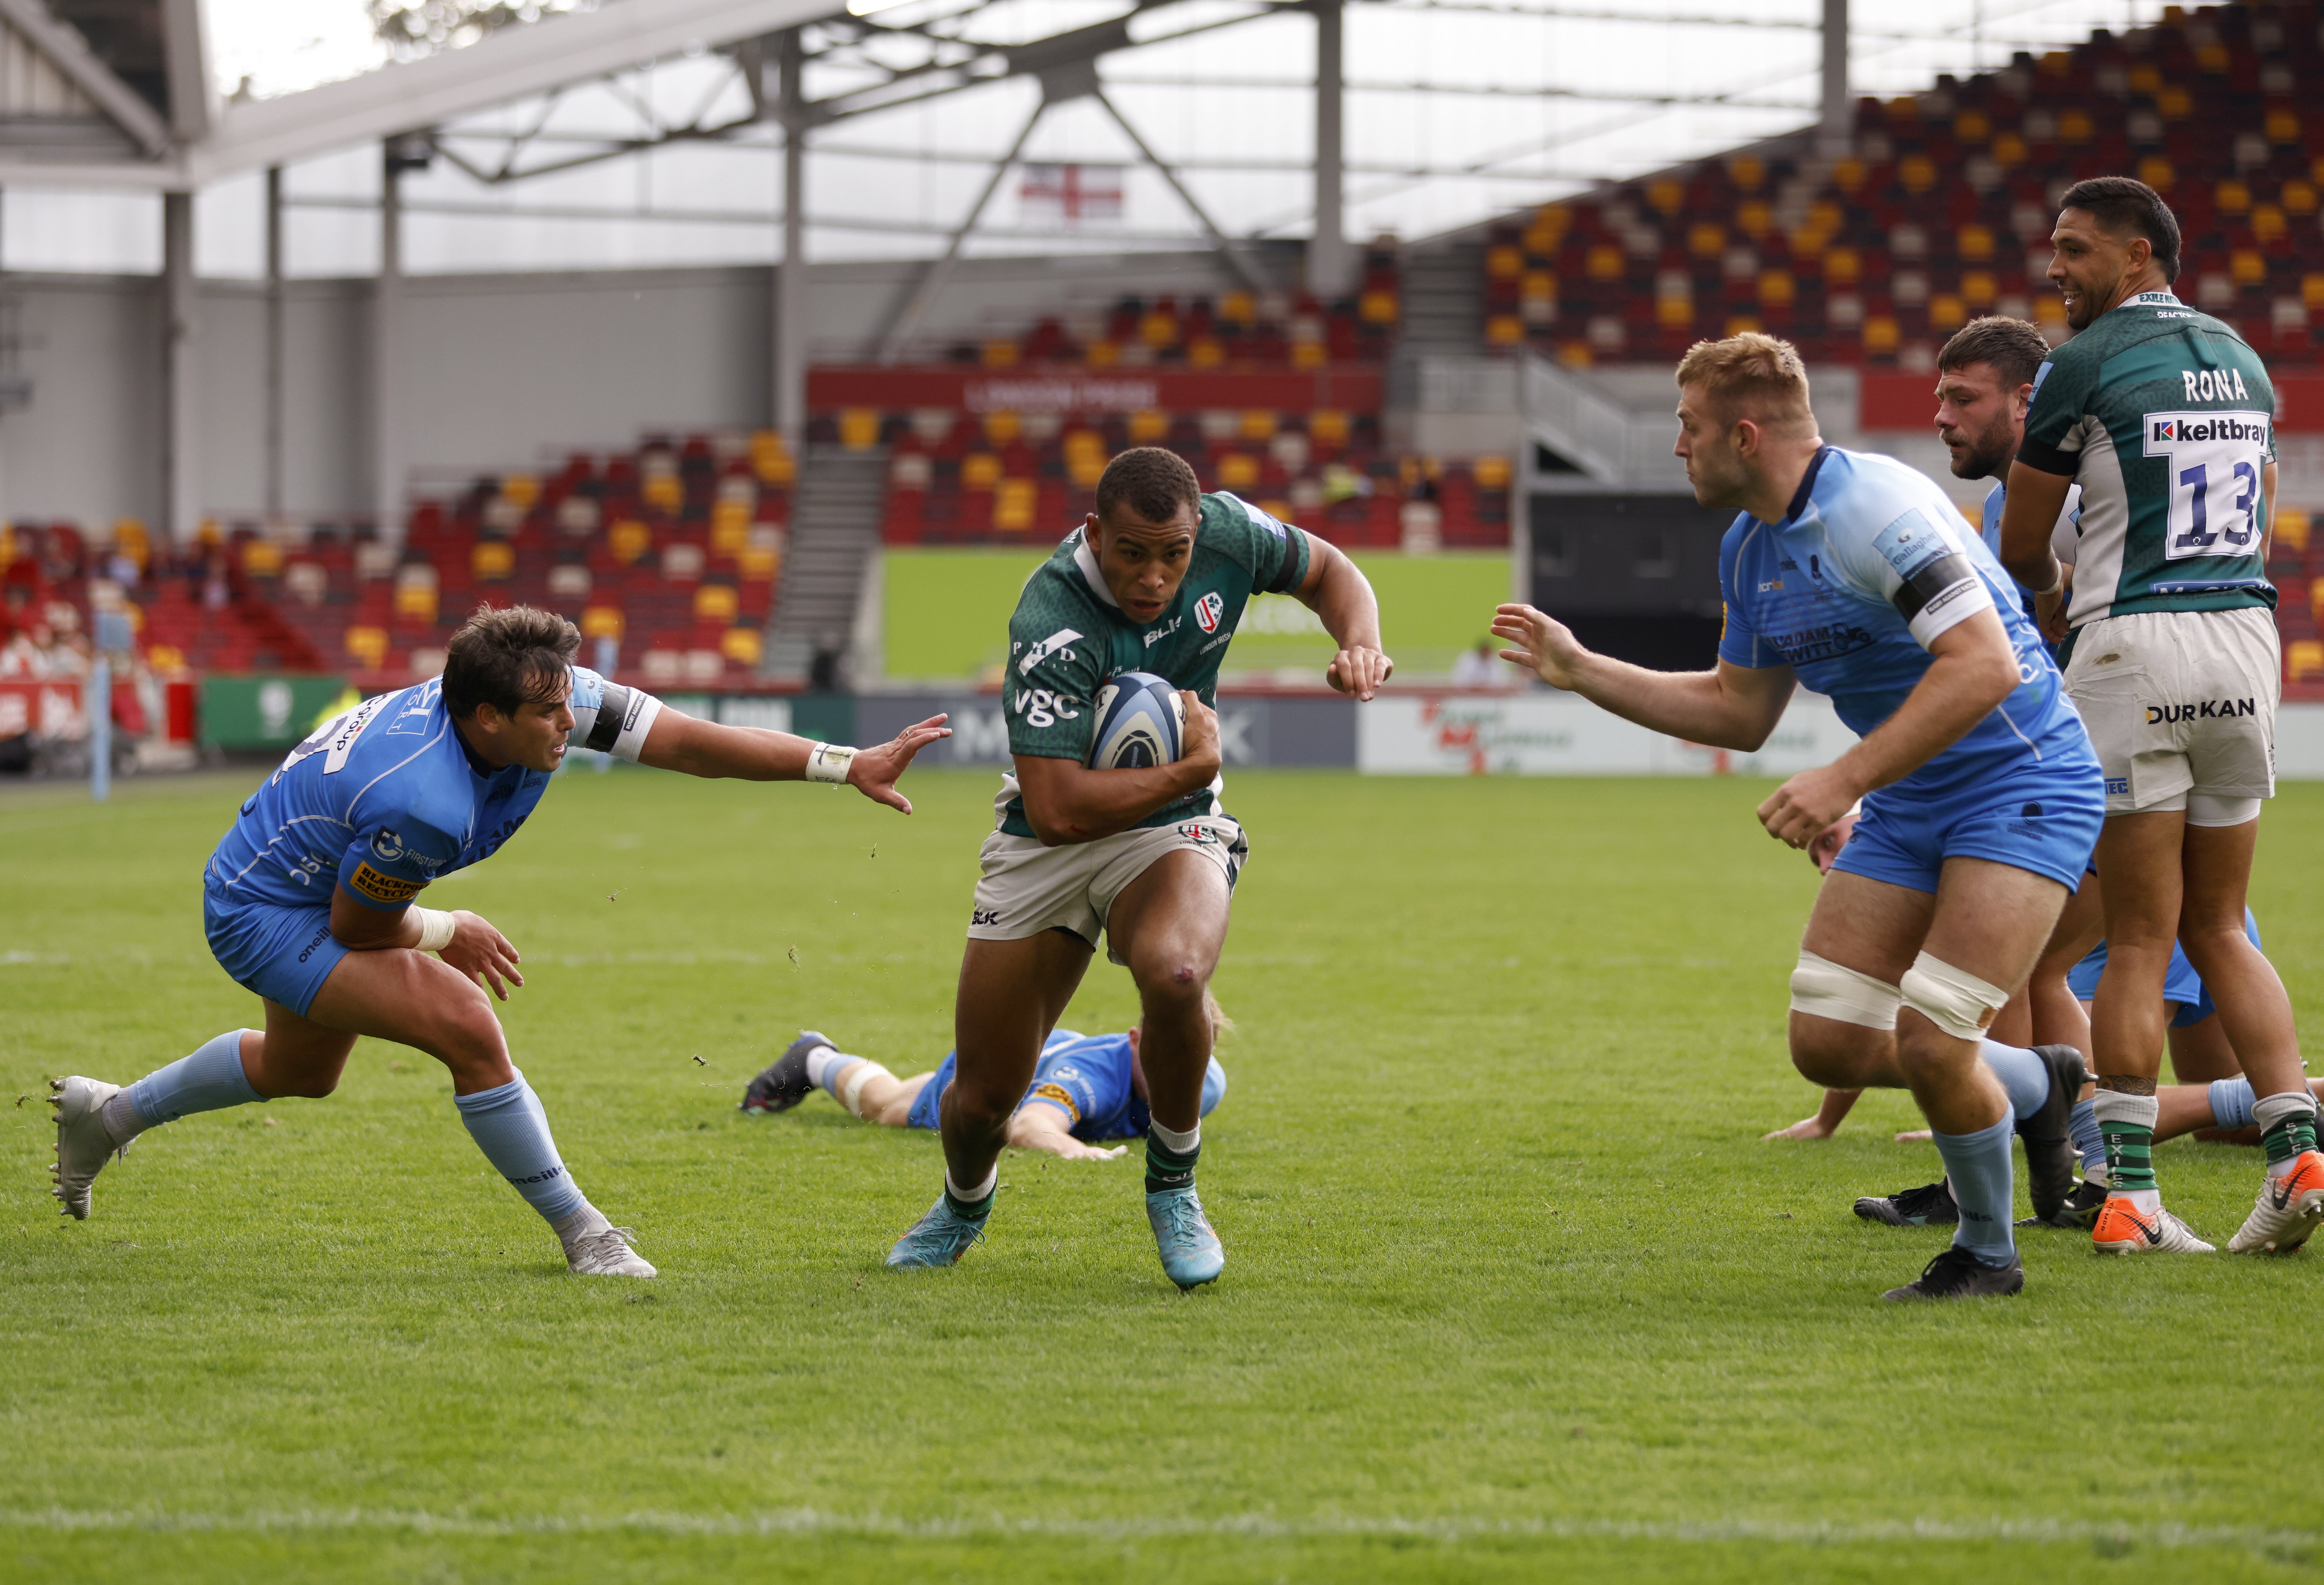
996,492,1313,838
2017,289,2277,630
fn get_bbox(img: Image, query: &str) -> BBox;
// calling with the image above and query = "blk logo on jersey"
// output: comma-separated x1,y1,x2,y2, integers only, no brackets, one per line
1193,591,1226,634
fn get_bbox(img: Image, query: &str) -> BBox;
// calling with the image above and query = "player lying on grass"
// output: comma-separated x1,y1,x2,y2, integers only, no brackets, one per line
884,445,1390,1289
740,1019,1227,1160
48,603,947,1278
1495,332,2105,1302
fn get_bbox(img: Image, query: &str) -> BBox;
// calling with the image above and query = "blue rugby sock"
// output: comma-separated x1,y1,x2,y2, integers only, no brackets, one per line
1979,1040,2050,1122
126,1031,262,1130
2209,1076,2257,1131
453,1069,585,1225
1931,1113,2018,1266
2069,1096,2105,1176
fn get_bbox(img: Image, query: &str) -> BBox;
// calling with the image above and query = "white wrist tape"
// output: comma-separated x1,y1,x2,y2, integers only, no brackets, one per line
805,742,857,784
412,907,456,953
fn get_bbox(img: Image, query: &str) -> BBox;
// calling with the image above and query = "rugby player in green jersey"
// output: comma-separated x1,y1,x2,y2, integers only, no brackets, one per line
1997,176,2324,1256
884,446,1391,1287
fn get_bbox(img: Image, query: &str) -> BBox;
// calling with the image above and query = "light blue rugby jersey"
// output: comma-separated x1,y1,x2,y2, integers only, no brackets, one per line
1977,477,2081,635
205,666,662,913
1717,447,2091,802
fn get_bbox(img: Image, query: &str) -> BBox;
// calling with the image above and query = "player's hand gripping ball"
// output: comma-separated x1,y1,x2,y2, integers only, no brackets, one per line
1087,671,1184,769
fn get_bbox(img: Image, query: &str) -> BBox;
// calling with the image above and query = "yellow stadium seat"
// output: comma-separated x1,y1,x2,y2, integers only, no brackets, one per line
1486,245,1523,279
471,540,514,581
1586,244,1622,281
1899,155,1937,193
392,583,439,624
2291,640,2324,684
961,452,1002,490
2254,205,2287,244
1291,341,1326,370
750,431,794,486
1829,159,1865,194
711,500,751,554
1216,454,1261,491
982,410,1022,445
721,627,763,667
580,607,625,641
2274,508,2309,557
1655,297,1694,329
1219,289,1255,324
2156,86,2191,120
1239,410,1277,442
1992,130,2026,167
693,584,739,623
1309,409,1349,446
1473,454,1512,489
608,519,652,565
1758,270,1795,307
981,339,1019,369
1724,314,1762,337
1953,109,1989,142
2138,156,2175,193
2217,179,2252,215
1822,247,1860,286
1687,222,1725,259
2287,180,2319,216
993,478,1038,532
1930,294,1966,332
1962,271,1998,308
241,538,285,577
2232,250,2266,287
1957,223,1995,261
144,643,186,673
1359,289,1398,324
2310,576,2324,622
1129,409,1170,443
1727,155,1764,191
1187,337,1224,369
1736,199,1773,239
2268,108,2302,145
2127,63,2162,95
501,474,540,511
838,408,881,451
345,627,389,669
1485,315,1525,347
2196,41,2229,73
1646,178,1683,215
1141,310,1177,348
1085,340,1119,367
1863,316,1901,355
2059,108,2094,144
641,473,683,514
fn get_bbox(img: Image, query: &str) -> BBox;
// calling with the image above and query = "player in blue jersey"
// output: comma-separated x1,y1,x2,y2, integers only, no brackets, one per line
47,604,948,1277
739,1019,1227,1161
1494,333,2104,1300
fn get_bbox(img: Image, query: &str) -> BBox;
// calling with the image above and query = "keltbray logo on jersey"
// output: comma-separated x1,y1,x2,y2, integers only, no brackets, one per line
1193,590,1226,634
2147,698,2257,723
1019,627,1082,676
2143,410,2268,561
346,862,425,905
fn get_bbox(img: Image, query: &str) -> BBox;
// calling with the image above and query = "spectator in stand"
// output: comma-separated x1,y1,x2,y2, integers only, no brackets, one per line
1452,637,1514,688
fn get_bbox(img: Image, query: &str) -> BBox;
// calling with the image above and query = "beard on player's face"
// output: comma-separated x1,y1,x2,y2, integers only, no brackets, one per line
1943,408,2018,480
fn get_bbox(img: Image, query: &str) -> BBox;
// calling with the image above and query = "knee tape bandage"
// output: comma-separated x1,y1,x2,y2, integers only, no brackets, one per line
1898,952,2010,1041
838,1061,894,1119
1789,950,1902,1030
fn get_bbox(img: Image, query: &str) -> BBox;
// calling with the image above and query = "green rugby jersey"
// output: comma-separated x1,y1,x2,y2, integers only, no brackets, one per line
2017,289,2277,629
996,491,1313,838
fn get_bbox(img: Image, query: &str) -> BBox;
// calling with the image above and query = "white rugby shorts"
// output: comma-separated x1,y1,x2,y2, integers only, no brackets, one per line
967,815,1246,964
2062,605,2278,816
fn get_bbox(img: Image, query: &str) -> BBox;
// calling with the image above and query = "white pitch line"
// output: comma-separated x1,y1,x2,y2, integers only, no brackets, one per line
0,1511,2315,1549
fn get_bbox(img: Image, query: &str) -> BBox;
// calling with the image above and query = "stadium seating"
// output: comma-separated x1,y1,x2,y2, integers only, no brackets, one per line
1480,1,2324,371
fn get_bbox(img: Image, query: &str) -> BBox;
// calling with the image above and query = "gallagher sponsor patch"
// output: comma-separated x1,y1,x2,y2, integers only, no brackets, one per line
346,862,426,905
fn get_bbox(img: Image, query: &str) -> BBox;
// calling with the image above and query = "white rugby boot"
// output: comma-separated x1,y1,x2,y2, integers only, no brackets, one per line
2226,1151,2324,1255
49,1076,135,1219
554,1205,657,1277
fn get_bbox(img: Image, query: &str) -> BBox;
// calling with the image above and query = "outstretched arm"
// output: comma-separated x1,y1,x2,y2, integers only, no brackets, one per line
1005,1102,1129,1160
637,709,950,813
1997,462,2074,594
1293,532,1393,700
1492,602,1797,750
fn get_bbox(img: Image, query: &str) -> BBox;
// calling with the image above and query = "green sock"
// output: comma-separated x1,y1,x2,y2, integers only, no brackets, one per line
2255,1095,2320,1171
2101,1122,2157,1193
1146,1136,1199,1195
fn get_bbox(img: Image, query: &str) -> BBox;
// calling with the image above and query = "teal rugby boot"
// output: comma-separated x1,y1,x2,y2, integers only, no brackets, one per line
1145,1186,1224,1289
885,1193,989,1268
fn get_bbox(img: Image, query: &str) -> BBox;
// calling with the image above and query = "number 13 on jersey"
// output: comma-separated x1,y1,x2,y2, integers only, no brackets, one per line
2144,410,2270,560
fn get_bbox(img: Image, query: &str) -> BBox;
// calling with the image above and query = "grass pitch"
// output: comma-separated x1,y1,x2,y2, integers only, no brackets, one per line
5,765,2324,1583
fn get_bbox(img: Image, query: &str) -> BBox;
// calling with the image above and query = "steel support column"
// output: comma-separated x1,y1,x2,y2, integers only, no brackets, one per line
1310,0,1353,297
875,95,1048,365
1093,89,1267,296
161,190,197,541
264,165,284,525
774,30,807,448
1820,0,1849,156
374,152,404,540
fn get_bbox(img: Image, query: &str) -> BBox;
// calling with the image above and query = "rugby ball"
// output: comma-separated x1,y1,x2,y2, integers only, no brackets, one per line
1087,672,1184,769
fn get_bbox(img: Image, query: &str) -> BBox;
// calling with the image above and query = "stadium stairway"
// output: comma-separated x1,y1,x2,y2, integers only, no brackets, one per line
1398,242,1490,355
763,446,886,686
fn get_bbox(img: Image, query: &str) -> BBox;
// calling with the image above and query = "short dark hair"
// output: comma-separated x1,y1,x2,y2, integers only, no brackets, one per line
1094,446,1201,528
2059,176,2182,283
1937,316,2052,390
442,603,579,720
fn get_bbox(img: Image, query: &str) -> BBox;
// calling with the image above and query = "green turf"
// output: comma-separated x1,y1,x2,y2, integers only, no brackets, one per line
5,766,2324,1583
